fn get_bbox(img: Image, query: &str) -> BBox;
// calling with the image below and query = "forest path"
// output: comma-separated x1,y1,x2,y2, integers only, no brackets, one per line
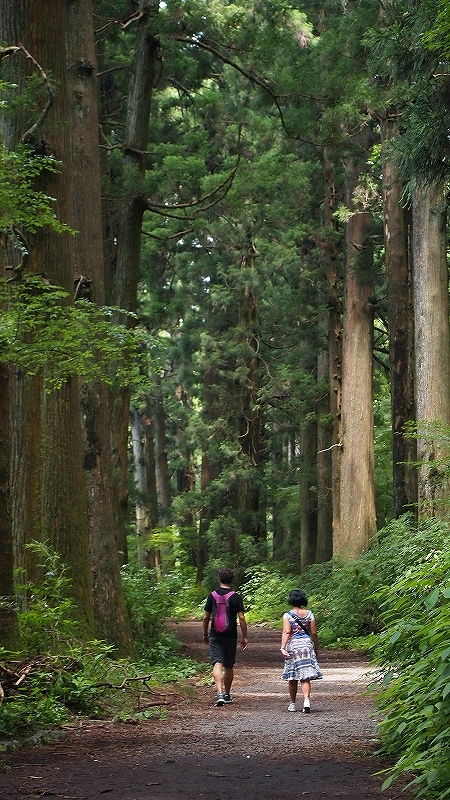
0,622,412,800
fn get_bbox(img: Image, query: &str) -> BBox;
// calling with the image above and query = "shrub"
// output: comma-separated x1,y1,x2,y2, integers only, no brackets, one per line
0,547,204,742
368,547,450,799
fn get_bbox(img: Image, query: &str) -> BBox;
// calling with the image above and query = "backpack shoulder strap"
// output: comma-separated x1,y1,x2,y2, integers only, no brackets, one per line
289,612,310,636
212,590,235,602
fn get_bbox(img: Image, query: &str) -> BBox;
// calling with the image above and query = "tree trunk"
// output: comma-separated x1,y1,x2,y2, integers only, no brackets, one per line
316,334,333,563
317,149,341,561
143,407,162,575
299,419,317,571
0,217,19,647
2,1,94,634
237,242,266,552
151,375,171,525
337,156,377,558
412,181,450,516
270,420,287,562
0,365,19,648
107,16,159,572
130,404,161,575
66,0,134,654
381,114,417,518
197,366,220,582
131,406,149,568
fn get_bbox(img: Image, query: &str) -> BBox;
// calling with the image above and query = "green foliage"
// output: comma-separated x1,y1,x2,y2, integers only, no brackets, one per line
306,517,450,646
0,277,144,391
0,542,118,739
121,566,179,659
364,0,450,184
240,564,297,624
237,518,450,799
0,690,70,740
0,143,74,236
240,516,450,647
404,419,450,517
368,529,450,799
424,0,450,58
0,545,204,742
120,565,205,662
16,541,79,654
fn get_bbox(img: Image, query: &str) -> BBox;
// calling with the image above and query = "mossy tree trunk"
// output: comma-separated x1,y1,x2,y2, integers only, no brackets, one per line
1,0,95,634
67,0,134,655
412,181,450,517
337,154,377,559
381,113,417,519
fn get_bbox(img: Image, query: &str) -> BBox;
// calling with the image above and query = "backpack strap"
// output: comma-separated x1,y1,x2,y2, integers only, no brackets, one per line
212,590,235,603
289,612,311,637
211,589,236,603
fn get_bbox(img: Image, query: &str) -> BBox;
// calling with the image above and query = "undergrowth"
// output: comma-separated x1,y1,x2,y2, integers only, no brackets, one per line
0,543,206,745
3,516,450,800
237,515,450,800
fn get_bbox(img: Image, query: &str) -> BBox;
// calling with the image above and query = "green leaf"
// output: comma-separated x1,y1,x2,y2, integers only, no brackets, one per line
425,587,440,609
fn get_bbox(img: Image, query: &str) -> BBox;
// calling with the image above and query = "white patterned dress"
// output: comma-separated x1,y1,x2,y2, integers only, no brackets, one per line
281,610,323,682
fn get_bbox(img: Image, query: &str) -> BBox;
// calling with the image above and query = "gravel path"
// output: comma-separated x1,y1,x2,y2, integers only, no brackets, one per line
0,622,413,800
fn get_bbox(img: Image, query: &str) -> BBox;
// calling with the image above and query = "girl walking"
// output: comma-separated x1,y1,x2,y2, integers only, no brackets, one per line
280,589,322,713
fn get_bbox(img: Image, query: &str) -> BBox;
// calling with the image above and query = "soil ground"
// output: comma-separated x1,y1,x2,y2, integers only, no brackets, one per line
0,622,413,800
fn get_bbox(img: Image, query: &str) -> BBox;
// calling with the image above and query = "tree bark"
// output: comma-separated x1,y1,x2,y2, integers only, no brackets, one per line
317,149,341,561
316,333,333,563
412,181,450,516
66,0,134,655
381,113,417,518
337,155,377,558
106,14,160,572
237,241,267,552
130,404,161,574
299,419,317,571
151,374,171,525
197,366,220,582
2,1,94,634
0,365,19,649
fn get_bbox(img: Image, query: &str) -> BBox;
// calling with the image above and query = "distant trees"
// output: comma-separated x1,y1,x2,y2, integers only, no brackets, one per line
2,0,450,651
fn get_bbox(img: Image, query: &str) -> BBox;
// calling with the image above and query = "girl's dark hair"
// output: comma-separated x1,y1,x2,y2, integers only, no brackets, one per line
288,589,308,607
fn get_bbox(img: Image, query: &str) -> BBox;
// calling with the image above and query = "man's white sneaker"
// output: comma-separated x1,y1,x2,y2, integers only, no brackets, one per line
287,702,297,712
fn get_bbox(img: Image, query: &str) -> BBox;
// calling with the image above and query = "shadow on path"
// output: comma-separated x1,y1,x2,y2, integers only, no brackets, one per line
0,622,412,800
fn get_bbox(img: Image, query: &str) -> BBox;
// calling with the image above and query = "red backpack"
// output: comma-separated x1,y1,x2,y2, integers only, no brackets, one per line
211,590,235,633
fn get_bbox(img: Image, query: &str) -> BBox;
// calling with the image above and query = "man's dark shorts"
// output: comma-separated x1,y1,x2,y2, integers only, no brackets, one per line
209,636,237,668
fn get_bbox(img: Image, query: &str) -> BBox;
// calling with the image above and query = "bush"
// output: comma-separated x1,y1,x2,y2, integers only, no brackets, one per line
16,541,79,654
367,543,450,799
0,547,204,742
120,565,205,661
240,565,297,624
240,517,450,649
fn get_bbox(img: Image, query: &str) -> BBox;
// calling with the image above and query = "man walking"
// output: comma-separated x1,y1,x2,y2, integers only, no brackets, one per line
203,567,248,706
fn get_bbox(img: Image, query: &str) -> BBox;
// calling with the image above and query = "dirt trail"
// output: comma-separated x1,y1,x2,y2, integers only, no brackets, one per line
0,622,412,800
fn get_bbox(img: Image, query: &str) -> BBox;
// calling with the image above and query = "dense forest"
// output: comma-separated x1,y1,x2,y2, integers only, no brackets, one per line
2,0,450,655
3,3,450,795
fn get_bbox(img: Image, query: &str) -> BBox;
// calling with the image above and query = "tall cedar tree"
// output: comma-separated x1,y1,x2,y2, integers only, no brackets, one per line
0,1,94,635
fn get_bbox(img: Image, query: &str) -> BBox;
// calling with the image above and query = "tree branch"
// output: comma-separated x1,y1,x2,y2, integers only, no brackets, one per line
174,35,319,149
0,43,54,145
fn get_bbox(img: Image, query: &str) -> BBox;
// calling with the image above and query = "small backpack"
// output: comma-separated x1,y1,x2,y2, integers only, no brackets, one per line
211,590,235,633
